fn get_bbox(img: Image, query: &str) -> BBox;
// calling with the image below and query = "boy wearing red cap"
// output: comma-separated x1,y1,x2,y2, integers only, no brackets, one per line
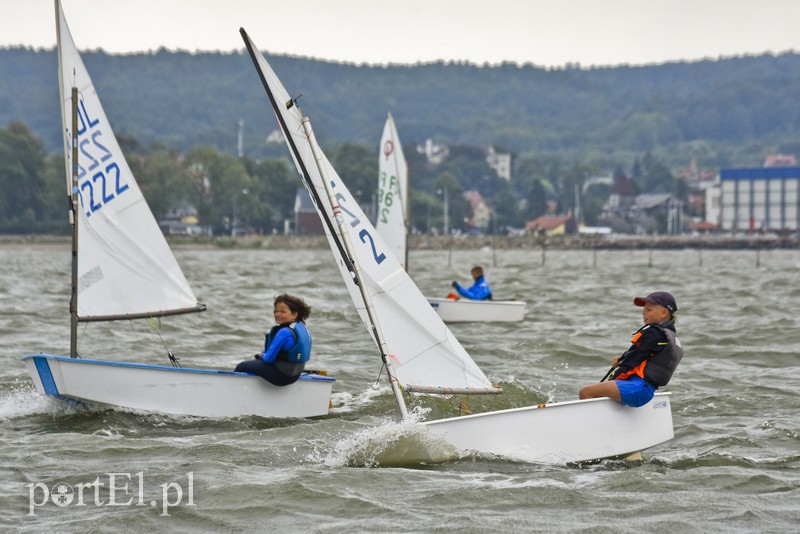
579,291,683,407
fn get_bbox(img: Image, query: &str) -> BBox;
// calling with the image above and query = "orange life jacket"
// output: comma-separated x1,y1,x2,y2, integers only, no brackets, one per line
614,323,683,387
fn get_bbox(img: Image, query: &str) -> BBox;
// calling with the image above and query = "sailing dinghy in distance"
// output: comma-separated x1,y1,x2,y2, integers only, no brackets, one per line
20,1,334,419
426,296,526,323
240,28,675,463
376,113,410,269
375,115,526,323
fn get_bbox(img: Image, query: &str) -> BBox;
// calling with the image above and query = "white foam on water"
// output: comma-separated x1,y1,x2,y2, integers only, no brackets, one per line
316,406,461,468
328,382,389,414
0,378,95,420
1,377,130,421
0,381,48,420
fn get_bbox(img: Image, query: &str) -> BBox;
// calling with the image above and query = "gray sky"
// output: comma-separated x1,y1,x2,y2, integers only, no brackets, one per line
2,0,799,67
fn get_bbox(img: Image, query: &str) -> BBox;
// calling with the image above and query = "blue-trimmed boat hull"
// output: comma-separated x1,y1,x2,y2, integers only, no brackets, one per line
22,354,334,418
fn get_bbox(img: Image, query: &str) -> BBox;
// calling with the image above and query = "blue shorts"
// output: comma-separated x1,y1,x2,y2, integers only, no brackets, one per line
615,376,656,407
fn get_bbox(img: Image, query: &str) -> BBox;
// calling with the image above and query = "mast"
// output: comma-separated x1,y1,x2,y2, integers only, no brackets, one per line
403,157,409,271
57,1,78,357
301,116,409,421
69,86,79,358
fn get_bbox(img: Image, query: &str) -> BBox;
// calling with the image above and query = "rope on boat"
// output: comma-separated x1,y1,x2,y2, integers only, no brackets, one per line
452,396,472,415
146,316,181,368
74,321,88,358
374,362,387,388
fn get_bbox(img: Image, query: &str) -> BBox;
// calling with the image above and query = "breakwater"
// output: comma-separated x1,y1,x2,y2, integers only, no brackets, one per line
1,233,797,250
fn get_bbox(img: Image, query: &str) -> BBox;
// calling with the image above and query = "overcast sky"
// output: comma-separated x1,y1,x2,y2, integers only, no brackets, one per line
2,0,799,67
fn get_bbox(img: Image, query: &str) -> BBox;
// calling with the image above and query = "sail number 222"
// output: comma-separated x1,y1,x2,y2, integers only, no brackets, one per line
74,98,130,218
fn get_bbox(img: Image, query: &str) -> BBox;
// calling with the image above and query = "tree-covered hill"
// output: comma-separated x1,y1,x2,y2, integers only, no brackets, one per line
2,46,799,167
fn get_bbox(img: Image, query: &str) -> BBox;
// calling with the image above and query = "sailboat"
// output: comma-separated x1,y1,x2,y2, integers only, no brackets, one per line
376,115,526,323
19,1,334,419
376,113,409,269
240,28,675,463
426,296,527,323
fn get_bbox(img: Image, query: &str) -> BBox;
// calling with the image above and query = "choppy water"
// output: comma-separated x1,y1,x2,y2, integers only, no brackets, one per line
1,244,798,532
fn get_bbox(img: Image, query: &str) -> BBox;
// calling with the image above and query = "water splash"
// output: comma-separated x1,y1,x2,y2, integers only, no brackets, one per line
318,407,461,468
328,382,388,414
0,380,88,421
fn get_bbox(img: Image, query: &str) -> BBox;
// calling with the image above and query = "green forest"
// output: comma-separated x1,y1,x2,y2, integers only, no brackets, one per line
1,47,799,234
0,119,692,236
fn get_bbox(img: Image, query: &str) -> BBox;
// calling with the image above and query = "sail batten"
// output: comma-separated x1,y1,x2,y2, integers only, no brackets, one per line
242,28,499,396
56,1,203,320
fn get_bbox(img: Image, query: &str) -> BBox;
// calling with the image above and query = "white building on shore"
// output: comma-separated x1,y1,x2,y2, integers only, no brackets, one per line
710,167,800,233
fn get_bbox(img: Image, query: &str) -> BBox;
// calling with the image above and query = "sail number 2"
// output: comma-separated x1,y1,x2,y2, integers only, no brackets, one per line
75,99,130,217
333,189,386,265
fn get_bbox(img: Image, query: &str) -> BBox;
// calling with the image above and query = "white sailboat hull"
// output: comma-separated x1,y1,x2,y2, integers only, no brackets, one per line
422,393,673,463
22,354,334,419
427,297,527,323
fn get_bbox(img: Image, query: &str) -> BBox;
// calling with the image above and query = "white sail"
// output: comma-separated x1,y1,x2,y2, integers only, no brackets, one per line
375,113,408,268
241,29,498,395
57,1,202,320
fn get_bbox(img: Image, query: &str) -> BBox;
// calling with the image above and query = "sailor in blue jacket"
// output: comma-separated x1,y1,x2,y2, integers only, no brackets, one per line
235,294,312,386
452,266,493,300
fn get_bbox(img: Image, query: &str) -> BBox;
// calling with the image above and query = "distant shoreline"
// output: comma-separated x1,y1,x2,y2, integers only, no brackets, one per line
1,233,797,250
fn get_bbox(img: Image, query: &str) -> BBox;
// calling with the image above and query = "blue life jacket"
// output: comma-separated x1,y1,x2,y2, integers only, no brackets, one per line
265,322,312,363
